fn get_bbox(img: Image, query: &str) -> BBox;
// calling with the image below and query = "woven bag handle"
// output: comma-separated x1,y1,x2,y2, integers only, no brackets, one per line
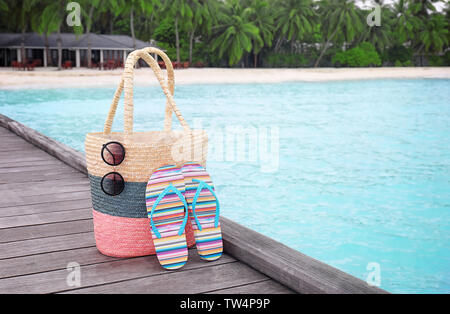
103,48,175,134
103,47,189,136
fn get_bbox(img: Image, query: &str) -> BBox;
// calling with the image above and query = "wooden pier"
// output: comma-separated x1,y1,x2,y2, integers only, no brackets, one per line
0,114,387,294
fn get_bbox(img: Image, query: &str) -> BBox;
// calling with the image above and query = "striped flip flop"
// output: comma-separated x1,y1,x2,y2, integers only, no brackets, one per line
146,165,189,270
181,163,223,261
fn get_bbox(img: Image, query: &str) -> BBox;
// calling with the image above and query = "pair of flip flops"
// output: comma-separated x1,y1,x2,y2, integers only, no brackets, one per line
145,163,223,270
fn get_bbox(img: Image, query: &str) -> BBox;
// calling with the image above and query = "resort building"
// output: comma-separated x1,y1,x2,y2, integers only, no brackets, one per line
0,32,156,67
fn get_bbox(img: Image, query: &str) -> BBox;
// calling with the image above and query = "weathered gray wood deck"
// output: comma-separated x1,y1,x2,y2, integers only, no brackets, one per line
0,125,294,294
0,114,388,294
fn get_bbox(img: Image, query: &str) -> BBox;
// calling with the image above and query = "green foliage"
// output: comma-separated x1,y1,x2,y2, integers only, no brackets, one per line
428,55,445,67
210,0,263,66
393,59,411,67
332,42,381,67
157,41,189,61
391,0,422,45
358,2,393,53
246,0,275,55
154,17,176,44
0,0,449,68
264,53,309,67
394,60,403,67
419,13,449,53
275,0,315,43
386,45,413,64
314,0,364,67
403,60,412,67
444,51,450,66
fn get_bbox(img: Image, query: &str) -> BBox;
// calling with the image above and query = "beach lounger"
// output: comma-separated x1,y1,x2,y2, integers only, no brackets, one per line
63,60,72,69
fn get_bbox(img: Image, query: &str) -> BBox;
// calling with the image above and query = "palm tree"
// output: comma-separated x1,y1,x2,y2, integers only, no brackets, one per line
186,0,217,64
418,13,448,55
358,0,393,53
31,0,52,66
80,0,103,68
163,0,194,63
274,0,315,54
38,1,65,70
112,0,159,50
211,0,262,66
8,0,36,64
245,0,275,67
446,0,450,18
409,0,439,65
411,0,438,16
391,0,422,45
314,0,364,67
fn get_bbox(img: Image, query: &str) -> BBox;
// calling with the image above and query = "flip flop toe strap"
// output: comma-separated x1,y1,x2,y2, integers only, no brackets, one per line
191,179,220,230
149,183,189,239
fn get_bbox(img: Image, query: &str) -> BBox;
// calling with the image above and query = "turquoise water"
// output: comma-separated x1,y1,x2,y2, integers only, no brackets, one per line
1,79,449,293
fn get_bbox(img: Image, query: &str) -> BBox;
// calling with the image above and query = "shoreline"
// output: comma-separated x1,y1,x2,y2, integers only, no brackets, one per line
0,67,449,89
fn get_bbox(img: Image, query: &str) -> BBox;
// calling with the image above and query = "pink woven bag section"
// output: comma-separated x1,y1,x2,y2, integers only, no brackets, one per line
92,210,196,258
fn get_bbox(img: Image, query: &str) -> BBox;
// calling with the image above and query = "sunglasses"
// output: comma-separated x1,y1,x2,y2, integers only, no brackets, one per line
100,141,125,196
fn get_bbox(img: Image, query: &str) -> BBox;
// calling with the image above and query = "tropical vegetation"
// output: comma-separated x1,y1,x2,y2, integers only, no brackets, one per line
0,0,448,67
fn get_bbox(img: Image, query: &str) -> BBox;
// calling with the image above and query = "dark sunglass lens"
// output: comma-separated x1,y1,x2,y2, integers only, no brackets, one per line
102,142,125,166
101,172,124,196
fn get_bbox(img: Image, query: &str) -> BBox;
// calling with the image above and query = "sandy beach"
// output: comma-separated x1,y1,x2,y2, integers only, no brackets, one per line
0,67,449,89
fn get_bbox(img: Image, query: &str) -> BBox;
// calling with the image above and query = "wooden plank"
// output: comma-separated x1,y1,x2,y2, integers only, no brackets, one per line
0,198,93,218
0,190,91,208
0,164,73,174
0,142,35,150
0,150,51,161
0,135,20,140
0,232,95,259
62,261,265,294
0,124,12,134
206,279,295,294
0,168,84,184
0,208,92,229
0,159,64,169
0,220,93,243
0,167,80,178
0,145,36,153
0,138,34,145
221,217,387,294
0,138,33,145
0,138,36,146
0,136,29,143
0,118,87,174
0,181,89,198
0,251,237,294
0,246,115,279
0,154,54,164
0,177,89,192
0,132,31,140
0,129,17,135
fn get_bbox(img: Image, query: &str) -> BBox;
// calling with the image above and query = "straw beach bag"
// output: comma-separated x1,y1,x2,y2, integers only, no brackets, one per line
85,47,208,257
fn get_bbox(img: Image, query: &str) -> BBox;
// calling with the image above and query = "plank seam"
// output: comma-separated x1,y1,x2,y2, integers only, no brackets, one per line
0,194,93,209
0,186,90,196
0,228,94,245
0,207,92,219
199,278,272,294
0,249,232,281
0,217,93,231
0,244,97,261
0,257,119,281
54,260,239,294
